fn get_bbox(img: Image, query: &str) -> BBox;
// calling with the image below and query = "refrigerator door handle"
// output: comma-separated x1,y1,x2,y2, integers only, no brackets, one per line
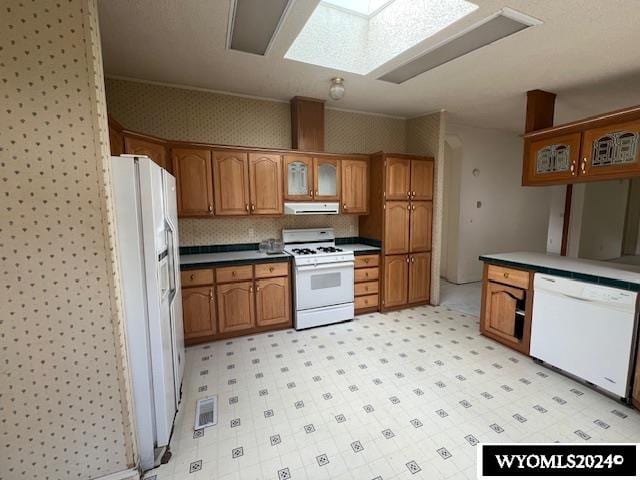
165,217,178,304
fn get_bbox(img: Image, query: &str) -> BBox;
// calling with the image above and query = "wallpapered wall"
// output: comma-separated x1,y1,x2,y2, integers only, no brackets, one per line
105,78,412,246
1,1,134,479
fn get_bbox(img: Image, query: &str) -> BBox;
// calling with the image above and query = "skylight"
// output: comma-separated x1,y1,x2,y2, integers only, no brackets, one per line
285,0,479,75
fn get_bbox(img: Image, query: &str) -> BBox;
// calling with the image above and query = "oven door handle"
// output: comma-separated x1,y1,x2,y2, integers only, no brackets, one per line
296,261,354,272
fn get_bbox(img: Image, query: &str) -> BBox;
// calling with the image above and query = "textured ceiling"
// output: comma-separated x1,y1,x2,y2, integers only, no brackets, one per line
98,0,640,131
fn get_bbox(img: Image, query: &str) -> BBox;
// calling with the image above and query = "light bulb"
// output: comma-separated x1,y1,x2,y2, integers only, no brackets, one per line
329,77,345,100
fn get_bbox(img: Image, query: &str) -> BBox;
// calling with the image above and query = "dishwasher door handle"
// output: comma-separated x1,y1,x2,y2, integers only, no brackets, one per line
559,292,594,303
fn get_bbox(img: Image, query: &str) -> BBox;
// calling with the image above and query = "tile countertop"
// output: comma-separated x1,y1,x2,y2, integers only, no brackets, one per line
180,244,381,269
480,251,640,290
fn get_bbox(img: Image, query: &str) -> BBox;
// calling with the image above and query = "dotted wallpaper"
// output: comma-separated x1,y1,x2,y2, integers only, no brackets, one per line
407,111,447,304
1,1,133,479
179,215,359,247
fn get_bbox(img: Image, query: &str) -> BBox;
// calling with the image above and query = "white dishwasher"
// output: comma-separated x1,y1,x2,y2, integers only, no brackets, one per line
530,273,638,399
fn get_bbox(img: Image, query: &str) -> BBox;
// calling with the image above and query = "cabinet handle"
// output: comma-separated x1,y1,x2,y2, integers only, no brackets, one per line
407,191,411,198
412,191,416,197
406,256,410,263
255,285,259,292
269,266,274,272
245,203,249,212
209,289,213,300
343,203,347,210
407,204,411,210
503,272,509,278
570,163,576,175
232,271,236,277
581,157,587,174
208,204,213,212
412,204,416,210
411,256,415,263
309,190,313,196
190,274,195,280
250,286,254,293
251,203,255,211
315,190,319,195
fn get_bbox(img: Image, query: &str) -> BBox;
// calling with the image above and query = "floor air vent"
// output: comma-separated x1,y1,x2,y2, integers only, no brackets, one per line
194,396,218,430
378,8,541,84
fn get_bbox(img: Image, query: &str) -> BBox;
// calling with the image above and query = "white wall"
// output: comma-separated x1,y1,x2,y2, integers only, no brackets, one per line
577,180,629,260
443,123,552,284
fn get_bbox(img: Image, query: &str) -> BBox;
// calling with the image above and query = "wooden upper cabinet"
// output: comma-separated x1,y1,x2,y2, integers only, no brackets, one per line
217,281,255,333
581,119,640,179
341,159,368,214
213,150,250,216
172,148,214,217
313,158,340,201
384,201,410,254
124,135,169,171
385,157,411,200
249,153,283,215
291,96,325,152
383,255,408,308
182,286,216,340
409,201,433,253
408,252,431,304
255,276,290,327
410,160,434,200
109,127,124,156
523,133,581,185
284,155,313,201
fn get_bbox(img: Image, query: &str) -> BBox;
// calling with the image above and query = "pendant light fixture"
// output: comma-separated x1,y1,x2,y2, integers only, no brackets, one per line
329,77,345,100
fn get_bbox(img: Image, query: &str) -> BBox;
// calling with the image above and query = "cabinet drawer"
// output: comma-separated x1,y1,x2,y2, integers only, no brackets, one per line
355,294,378,310
216,265,253,283
355,254,379,268
355,267,379,283
487,265,530,289
355,281,379,296
254,262,289,279
181,269,214,287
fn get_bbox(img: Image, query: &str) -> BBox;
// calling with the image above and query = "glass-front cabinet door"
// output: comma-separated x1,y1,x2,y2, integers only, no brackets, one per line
284,155,313,201
313,158,340,201
523,132,581,185
581,120,640,179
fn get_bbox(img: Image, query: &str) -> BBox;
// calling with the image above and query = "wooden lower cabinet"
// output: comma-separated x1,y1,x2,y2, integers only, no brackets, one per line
182,286,216,340
256,277,290,326
480,263,533,354
217,281,255,333
408,253,430,304
354,254,380,314
383,255,408,308
182,262,291,344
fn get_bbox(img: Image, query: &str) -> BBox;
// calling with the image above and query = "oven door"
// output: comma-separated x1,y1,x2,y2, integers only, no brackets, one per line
295,261,354,311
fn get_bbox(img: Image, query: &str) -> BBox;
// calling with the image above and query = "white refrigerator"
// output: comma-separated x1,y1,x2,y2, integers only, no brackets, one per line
111,155,185,470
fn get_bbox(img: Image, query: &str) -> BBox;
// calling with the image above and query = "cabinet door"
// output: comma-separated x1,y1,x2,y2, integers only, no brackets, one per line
172,148,214,217
409,201,432,253
313,158,340,201
385,157,411,200
523,133,581,185
384,201,410,254
341,159,368,214
383,255,408,308
256,277,290,327
218,281,255,333
581,120,640,179
213,151,250,216
182,286,216,340
124,135,168,171
249,153,283,215
408,253,430,304
109,127,124,156
284,155,313,200
482,281,525,340
410,160,433,200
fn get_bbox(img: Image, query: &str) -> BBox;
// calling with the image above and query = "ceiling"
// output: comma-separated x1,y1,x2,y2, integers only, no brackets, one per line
98,0,640,132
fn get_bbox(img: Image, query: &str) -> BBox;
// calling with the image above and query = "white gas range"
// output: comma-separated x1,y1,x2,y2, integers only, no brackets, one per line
283,228,355,330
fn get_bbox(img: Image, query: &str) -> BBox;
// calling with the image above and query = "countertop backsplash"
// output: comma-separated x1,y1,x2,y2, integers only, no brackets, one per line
179,215,359,247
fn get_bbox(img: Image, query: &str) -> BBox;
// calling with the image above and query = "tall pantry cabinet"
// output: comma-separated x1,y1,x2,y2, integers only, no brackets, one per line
360,153,434,311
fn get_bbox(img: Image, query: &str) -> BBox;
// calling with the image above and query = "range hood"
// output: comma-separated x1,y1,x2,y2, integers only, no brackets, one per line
284,202,339,215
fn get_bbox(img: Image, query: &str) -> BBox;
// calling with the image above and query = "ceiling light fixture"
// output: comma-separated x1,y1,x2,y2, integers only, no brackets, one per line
329,77,345,100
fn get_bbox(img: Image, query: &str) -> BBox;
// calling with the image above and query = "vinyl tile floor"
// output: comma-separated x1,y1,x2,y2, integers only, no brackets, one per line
144,305,640,480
